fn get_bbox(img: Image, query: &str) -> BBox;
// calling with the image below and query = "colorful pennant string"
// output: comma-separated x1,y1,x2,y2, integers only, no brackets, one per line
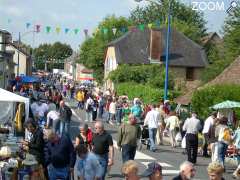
74,29,79,34
35,25,41,33
46,26,51,33
56,27,61,34
65,28,70,34
26,23,31,29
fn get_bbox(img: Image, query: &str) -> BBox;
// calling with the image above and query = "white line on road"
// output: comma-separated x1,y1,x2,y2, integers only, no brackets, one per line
113,140,155,160
70,105,179,175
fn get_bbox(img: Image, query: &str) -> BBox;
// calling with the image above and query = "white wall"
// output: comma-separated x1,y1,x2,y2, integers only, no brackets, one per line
6,45,27,76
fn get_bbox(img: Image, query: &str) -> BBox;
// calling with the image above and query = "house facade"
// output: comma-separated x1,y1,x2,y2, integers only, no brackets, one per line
0,29,15,89
6,43,32,76
104,27,208,90
64,52,94,82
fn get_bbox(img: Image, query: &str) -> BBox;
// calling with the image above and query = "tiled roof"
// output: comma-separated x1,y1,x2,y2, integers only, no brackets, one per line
108,27,208,67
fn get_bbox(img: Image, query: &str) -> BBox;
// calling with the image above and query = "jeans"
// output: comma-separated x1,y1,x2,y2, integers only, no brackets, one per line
98,106,104,119
86,111,92,122
218,141,228,166
104,111,110,123
60,121,70,136
122,144,137,163
52,119,60,134
94,153,108,180
47,164,69,180
77,101,84,109
116,109,122,124
149,128,157,151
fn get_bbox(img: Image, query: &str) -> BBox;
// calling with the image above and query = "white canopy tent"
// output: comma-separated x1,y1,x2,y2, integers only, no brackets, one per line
0,88,29,123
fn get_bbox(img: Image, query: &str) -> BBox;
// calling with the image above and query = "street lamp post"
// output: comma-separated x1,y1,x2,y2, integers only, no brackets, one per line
134,0,171,100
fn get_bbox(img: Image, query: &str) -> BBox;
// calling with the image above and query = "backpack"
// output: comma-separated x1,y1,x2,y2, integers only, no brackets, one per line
219,127,232,143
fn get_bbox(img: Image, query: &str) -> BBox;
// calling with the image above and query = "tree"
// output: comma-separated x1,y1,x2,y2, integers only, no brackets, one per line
224,6,240,59
130,0,206,42
77,15,131,83
34,42,72,70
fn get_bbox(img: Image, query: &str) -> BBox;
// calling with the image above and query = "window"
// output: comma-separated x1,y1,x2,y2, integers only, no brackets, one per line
186,67,194,81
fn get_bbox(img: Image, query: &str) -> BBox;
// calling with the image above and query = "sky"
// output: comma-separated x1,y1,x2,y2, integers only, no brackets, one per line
0,0,233,50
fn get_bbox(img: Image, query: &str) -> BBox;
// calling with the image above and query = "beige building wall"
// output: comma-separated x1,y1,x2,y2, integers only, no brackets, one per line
104,47,118,90
6,45,28,76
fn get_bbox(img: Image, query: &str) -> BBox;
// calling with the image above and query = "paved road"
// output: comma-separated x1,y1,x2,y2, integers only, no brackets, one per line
66,99,236,180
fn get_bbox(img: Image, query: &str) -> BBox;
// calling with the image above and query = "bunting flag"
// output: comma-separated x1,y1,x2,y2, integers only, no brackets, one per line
26,23,31,29
74,28,79,34
148,23,153,28
35,25,41,33
103,28,108,35
84,29,88,37
138,24,145,31
56,27,61,34
46,26,51,33
112,28,117,35
65,28,70,34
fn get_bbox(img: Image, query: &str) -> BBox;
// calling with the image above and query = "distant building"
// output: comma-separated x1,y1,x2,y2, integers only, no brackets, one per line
0,29,15,89
6,42,32,76
201,32,223,46
104,27,208,90
64,52,94,82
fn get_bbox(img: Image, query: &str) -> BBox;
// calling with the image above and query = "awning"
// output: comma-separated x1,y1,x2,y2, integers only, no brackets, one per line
0,88,29,121
79,77,95,80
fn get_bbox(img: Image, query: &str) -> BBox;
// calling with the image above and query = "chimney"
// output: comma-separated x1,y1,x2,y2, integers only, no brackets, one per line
150,29,162,61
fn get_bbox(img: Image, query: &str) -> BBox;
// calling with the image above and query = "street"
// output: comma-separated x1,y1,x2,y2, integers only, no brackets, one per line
66,99,236,180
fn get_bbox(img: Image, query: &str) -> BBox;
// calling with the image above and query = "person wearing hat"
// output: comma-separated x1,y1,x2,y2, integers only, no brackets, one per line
142,161,163,180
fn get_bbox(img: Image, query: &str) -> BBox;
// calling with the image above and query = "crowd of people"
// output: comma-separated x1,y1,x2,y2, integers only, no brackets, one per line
3,75,240,180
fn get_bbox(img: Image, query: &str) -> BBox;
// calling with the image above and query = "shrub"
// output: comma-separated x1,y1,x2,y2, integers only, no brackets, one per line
108,64,175,90
115,82,179,104
191,84,240,119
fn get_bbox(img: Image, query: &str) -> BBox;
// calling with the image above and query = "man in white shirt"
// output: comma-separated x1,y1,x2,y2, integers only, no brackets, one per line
144,104,160,152
183,112,201,164
202,112,217,157
46,110,60,133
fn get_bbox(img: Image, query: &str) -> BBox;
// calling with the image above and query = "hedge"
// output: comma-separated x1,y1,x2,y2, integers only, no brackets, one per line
191,84,240,119
115,82,180,104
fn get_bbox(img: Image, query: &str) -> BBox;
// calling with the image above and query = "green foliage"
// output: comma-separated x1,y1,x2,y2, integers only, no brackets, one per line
191,84,240,119
130,0,206,42
201,7,240,83
78,38,105,83
77,15,131,84
224,6,240,58
116,82,179,104
108,64,174,90
34,42,72,70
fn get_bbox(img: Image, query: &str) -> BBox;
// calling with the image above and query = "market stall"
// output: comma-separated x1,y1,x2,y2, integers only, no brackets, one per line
0,88,29,123
0,89,45,179
211,100,240,127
